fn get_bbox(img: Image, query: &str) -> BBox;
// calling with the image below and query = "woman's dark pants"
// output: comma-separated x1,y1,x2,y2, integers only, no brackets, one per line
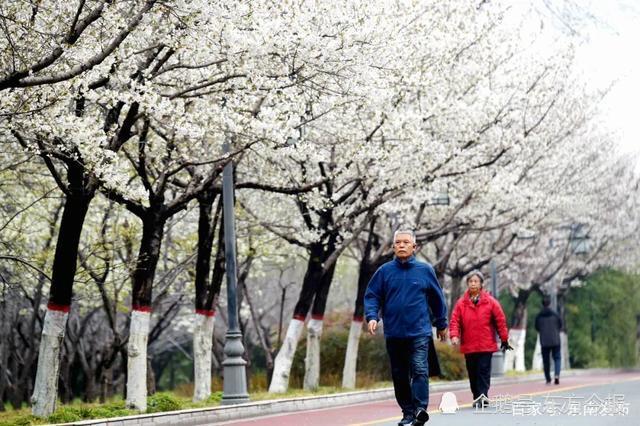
385,336,429,416
464,351,493,400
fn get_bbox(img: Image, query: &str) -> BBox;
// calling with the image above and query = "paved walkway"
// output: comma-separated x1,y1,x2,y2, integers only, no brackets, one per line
216,370,640,426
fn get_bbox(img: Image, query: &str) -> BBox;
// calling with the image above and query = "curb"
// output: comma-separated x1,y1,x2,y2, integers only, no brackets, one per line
58,368,636,426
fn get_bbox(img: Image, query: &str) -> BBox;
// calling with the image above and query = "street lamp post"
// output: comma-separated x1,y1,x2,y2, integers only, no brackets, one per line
490,260,505,377
221,137,249,405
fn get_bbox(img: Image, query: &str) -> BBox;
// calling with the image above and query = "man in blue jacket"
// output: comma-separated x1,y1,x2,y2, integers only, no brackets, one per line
365,230,448,426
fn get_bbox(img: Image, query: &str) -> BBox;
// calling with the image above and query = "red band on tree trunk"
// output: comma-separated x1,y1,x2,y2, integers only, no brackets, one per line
310,314,324,321
132,305,152,313
47,302,70,312
292,313,306,321
352,315,364,322
195,309,215,317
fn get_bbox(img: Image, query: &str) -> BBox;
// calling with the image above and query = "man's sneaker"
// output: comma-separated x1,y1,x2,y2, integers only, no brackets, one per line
554,377,560,385
398,413,414,426
546,379,552,385
413,408,429,425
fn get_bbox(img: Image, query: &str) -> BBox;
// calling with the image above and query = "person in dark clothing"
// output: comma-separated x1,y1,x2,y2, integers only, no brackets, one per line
364,230,448,426
535,296,562,385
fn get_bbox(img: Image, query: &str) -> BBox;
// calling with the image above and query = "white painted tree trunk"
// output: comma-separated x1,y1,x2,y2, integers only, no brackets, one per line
126,310,150,411
504,328,526,372
31,308,69,417
269,318,304,393
560,331,570,370
532,334,542,370
193,312,215,402
341,319,363,389
303,318,324,391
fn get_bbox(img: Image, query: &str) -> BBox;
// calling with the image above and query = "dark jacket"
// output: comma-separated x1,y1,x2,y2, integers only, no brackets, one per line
535,307,562,347
364,256,448,338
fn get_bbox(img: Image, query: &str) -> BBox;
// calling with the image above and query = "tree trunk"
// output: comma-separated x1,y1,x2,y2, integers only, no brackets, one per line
127,310,151,411
560,331,570,370
193,313,215,401
147,358,156,396
100,365,113,403
636,315,640,366
303,318,323,391
269,243,326,393
192,193,221,401
342,261,371,389
342,319,363,389
31,309,69,416
532,334,542,370
268,318,305,393
0,306,6,411
302,239,337,391
32,186,92,417
342,225,390,389
556,291,570,370
504,289,529,372
126,213,165,411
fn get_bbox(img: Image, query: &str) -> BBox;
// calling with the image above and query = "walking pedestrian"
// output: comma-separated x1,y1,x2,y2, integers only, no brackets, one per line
364,230,448,426
535,296,562,385
450,270,512,407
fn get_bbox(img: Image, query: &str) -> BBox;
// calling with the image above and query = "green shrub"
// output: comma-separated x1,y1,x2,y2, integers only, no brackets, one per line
146,392,183,413
89,405,132,419
434,341,466,380
47,406,91,423
0,415,45,426
207,391,223,404
288,324,467,388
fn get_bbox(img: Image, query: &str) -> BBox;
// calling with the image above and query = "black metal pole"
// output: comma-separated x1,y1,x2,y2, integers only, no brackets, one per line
490,259,504,377
491,260,498,297
221,137,249,404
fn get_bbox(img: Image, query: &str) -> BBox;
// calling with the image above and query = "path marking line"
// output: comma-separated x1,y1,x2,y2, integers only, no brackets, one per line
348,375,640,426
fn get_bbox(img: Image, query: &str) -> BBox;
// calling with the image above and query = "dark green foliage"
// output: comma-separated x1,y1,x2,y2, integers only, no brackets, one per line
434,342,467,380
0,401,135,425
88,401,131,419
499,269,640,369
289,326,467,387
47,406,91,423
0,415,44,426
207,392,223,403
354,333,391,380
566,269,640,368
155,350,194,391
146,392,183,413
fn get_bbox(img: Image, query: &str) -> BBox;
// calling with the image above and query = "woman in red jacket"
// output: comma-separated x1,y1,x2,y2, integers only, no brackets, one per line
450,270,512,407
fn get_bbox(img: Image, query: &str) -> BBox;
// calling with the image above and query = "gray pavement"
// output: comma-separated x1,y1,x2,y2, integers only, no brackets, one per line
374,377,640,426
60,369,640,425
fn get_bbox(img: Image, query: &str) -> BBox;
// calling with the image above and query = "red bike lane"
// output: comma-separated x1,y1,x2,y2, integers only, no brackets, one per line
217,371,640,426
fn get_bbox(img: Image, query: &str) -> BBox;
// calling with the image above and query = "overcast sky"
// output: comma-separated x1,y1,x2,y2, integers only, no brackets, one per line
570,1,640,161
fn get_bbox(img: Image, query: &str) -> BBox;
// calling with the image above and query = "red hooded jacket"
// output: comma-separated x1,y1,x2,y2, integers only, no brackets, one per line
450,290,509,354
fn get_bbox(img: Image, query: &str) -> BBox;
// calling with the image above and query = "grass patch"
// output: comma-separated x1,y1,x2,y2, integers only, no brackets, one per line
0,382,396,425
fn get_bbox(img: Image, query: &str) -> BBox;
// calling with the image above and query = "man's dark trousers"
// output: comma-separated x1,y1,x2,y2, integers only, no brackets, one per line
541,345,561,382
464,352,493,399
385,335,429,416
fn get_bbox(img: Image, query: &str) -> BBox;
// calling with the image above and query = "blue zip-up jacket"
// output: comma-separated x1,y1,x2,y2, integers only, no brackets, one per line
364,256,448,338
